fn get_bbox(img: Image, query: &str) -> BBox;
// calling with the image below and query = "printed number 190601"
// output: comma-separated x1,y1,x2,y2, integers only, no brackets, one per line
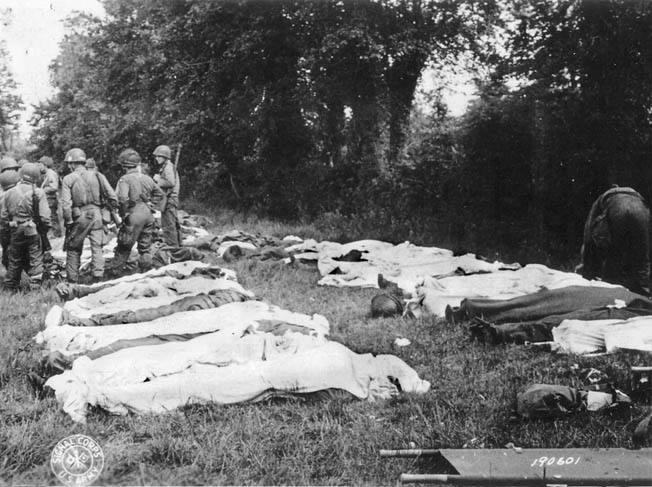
530,456,581,468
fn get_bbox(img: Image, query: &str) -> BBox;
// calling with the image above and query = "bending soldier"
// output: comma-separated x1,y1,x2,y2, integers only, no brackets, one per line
61,148,118,284
152,144,181,246
110,149,164,274
0,163,51,291
576,186,651,296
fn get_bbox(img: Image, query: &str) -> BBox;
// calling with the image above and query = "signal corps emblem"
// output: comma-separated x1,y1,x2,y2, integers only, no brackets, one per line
50,434,104,486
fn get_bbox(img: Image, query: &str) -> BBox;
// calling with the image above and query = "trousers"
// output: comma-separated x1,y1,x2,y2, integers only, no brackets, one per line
111,203,155,274
4,224,43,289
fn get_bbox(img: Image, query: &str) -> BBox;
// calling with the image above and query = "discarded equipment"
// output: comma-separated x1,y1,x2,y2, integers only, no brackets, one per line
380,447,652,485
632,366,652,395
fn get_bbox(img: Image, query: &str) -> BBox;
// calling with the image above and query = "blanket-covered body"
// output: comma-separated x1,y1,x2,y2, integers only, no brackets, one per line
37,260,430,423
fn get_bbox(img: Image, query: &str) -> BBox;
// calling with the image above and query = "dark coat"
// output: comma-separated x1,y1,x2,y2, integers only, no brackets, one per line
577,187,651,296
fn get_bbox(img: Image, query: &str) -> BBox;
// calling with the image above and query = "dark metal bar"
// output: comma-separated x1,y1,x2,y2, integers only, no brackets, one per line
400,473,652,486
380,449,440,458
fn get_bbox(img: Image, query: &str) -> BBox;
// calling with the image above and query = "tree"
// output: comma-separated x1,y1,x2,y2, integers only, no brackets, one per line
0,41,23,152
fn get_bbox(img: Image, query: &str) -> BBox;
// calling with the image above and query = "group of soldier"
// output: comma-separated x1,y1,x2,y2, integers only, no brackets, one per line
0,145,181,291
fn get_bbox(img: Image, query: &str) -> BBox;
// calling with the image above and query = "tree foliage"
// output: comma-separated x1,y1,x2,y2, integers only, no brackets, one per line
29,0,652,260
0,41,23,153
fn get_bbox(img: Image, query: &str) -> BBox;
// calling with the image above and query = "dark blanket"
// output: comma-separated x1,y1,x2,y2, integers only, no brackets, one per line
447,285,652,343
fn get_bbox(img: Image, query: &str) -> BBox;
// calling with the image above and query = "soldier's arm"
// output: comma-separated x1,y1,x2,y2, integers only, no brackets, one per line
0,195,8,228
116,178,129,217
150,177,165,208
36,189,51,227
43,171,58,194
155,162,175,190
51,171,59,192
61,177,73,224
100,173,119,210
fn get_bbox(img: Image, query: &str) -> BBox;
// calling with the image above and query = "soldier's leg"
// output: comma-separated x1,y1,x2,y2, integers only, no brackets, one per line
48,199,60,238
65,249,82,283
136,220,154,272
0,230,9,270
161,203,181,247
4,228,25,290
88,227,105,280
26,234,44,290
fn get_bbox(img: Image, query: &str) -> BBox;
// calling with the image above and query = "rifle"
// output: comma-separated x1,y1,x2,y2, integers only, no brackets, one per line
32,184,51,252
174,143,182,170
96,173,122,227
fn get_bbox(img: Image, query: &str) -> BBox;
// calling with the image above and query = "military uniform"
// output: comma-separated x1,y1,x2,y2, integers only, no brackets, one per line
41,165,60,236
577,186,651,296
112,166,164,273
61,164,117,282
0,179,51,290
154,159,181,246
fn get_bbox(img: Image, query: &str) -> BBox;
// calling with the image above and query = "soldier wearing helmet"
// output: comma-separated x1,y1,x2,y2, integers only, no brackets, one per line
0,170,20,270
0,163,51,291
85,158,97,171
152,144,181,246
108,148,164,276
60,147,118,283
0,156,19,174
39,156,61,237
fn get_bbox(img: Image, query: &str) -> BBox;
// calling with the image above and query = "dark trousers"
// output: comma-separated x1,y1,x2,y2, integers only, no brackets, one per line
4,224,43,289
161,200,181,247
112,204,155,273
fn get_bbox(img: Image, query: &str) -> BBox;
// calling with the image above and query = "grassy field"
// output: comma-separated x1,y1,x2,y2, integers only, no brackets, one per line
1,207,651,485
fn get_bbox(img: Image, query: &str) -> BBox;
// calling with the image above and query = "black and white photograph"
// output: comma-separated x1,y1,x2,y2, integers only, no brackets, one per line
1,0,652,485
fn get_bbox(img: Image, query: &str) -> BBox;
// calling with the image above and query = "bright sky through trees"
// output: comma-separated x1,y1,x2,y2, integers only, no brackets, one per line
0,0,104,134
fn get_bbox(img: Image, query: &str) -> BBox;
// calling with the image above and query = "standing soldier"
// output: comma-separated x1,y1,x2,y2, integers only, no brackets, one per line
110,148,163,275
152,144,181,246
39,156,61,237
60,148,118,284
0,168,20,270
0,163,51,291
85,158,97,172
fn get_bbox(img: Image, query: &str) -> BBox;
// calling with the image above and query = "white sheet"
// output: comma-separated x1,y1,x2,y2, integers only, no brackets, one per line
37,301,330,356
46,339,430,423
285,239,514,293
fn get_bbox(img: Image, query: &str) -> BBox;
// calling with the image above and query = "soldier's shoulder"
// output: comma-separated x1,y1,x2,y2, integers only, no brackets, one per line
118,172,135,182
138,173,156,183
62,172,77,183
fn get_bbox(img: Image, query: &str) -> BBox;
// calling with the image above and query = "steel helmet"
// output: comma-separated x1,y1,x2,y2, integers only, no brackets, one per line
153,145,171,160
19,162,43,184
65,148,86,163
0,170,20,190
0,157,19,173
119,148,141,167
370,293,404,318
85,158,97,169
39,156,54,168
